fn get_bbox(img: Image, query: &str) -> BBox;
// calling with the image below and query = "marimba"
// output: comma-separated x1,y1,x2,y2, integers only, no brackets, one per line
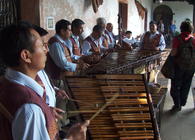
86,49,162,75
65,74,161,140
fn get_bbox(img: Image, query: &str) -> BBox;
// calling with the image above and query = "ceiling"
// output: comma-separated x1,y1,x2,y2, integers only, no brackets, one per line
153,0,194,4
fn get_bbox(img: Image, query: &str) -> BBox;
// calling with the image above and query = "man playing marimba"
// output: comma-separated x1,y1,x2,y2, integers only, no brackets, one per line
140,21,166,51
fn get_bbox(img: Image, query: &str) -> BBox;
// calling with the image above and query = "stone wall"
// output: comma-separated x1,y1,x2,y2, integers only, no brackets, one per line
39,0,152,38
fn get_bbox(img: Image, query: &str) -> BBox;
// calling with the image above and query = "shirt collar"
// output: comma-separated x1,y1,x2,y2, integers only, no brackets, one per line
150,31,160,35
72,34,79,40
181,32,191,36
90,35,96,41
5,68,44,97
105,29,112,34
55,34,65,43
63,39,72,48
180,32,193,41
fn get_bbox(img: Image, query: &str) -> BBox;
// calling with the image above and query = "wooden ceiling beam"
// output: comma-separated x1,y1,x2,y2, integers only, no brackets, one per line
154,0,193,5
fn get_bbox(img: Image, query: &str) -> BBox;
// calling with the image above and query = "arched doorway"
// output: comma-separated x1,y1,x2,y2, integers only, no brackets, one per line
153,5,173,33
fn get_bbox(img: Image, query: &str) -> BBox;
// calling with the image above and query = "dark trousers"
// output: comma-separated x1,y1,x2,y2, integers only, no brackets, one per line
170,64,194,107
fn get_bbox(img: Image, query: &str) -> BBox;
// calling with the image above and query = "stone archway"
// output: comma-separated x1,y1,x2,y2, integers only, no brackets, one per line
153,5,173,33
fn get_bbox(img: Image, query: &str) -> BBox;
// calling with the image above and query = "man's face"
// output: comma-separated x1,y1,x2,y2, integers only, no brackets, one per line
29,29,48,71
99,23,106,31
62,25,72,39
94,31,103,40
106,23,113,32
126,33,132,39
75,24,84,36
150,24,157,33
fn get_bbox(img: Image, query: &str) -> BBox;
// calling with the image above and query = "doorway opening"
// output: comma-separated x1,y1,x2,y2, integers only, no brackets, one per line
153,5,173,33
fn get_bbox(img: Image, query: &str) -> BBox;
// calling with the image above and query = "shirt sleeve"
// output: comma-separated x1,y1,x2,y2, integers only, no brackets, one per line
114,35,119,40
122,38,131,45
49,42,77,72
12,104,50,140
82,40,93,56
158,34,166,51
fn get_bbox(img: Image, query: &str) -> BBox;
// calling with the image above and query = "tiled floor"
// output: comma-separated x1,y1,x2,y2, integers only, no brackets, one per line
160,79,195,140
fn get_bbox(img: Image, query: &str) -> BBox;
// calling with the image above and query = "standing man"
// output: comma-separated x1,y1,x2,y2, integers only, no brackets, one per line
82,25,105,64
82,24,104,55
140,21,166,51
70,18,85,56
105,23,118,48
170,21,195,111
158,19,165,34
33,24,69,115
0,22,89,140
96,17,109,49
46,19,88,80
169,20,177,38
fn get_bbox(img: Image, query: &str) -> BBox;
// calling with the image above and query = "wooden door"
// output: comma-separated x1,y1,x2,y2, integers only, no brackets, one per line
119,1,128,31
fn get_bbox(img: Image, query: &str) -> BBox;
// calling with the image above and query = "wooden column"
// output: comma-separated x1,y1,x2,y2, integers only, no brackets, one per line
20,0,40,25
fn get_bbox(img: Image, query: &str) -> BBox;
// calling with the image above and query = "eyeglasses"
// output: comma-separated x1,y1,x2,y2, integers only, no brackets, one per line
41,42,48,50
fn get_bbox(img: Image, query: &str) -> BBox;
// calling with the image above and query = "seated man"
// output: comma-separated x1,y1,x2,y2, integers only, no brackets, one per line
46,19,89,80
123,31,136,45
123,31,140,49
0,22,89,140
140,21,166,51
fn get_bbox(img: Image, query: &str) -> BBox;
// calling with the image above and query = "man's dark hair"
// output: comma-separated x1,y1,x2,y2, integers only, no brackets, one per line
71,19,85,30
149,21,157,25
55,19,71,34
126,31,132,34
20,21,48,37
180,21,194,33
33,25,48,37
0,22,35,67
93,24,104,32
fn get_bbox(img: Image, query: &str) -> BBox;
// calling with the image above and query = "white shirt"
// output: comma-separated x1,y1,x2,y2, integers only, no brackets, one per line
105,30,117,48
82,35,100,56
37,70,56,107
123,37,136,45
5,68,51,140
71,34,80,49
99,33,109,50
